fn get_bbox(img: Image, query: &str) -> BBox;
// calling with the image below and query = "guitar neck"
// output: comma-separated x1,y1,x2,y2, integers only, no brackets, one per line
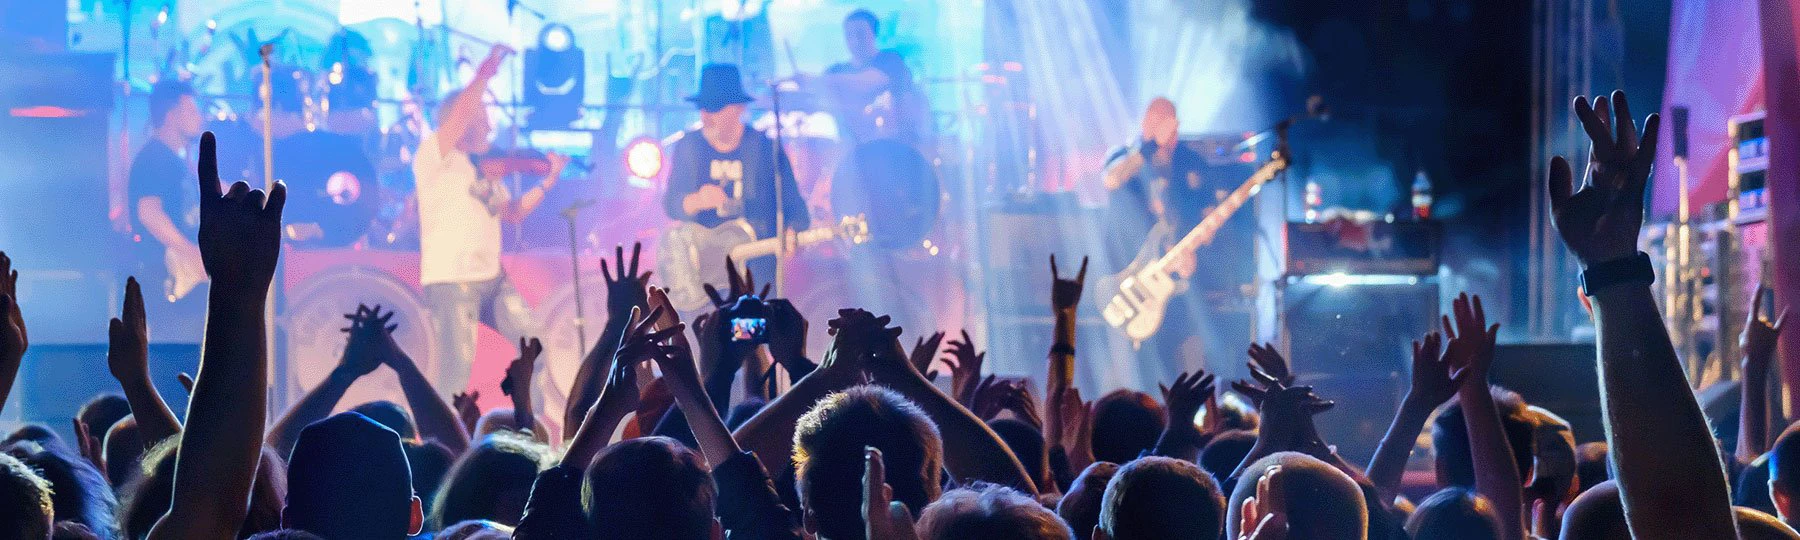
730,227,837,260
1156,160,1284,268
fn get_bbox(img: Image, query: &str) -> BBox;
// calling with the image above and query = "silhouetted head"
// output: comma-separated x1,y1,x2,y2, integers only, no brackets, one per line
435,519,515,540
918,484,1072,539
1739,506,1800,540
795,384,943,540
584,436,719,540
4,439,116,538
77,395,131,438
0,452,52,540
843,9,880,63
429,431,546,529
1095,457,1224,540
1771,423,1800,523
1091,390,1165,465
1225,452,1368,540
1559,480,1628,540
284,412,422,539
406,440,455,509
989,418,1049,489
1432,386,1534,488
1198,430,1257,484
351,401,418,441
1059,462,1120,540
1576,442,1609,492
102,417,144,489
1404,488,1502,540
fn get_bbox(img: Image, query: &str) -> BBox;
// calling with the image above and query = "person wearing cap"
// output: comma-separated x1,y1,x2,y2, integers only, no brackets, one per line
283,412,424,539
663,63,810,283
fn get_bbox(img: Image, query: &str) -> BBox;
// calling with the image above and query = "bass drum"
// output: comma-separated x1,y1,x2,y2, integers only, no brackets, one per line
271,130,381,247
281,266,435,414
830,140,940,250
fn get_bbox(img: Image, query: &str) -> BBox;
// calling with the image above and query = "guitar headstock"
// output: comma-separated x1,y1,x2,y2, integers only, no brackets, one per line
840,214,871,245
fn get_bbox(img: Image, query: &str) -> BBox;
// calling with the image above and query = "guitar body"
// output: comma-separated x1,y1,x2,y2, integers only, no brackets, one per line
1099,238,1181,349
658,219,759,312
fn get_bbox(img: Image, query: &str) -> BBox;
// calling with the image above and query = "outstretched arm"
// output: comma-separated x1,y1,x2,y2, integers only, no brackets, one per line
433,45,510,158
149,132,287,540
384,317,471,453
1549,91,1733,538
267,305,384,455
866,322,1037,494
1443,294,1523,540
564,244,650,436
1366,332,1453,498
1738,286,1786,463
108,277,182,447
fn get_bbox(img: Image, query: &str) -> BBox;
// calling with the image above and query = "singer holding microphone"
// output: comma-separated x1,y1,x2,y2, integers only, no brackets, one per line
415,44,567,397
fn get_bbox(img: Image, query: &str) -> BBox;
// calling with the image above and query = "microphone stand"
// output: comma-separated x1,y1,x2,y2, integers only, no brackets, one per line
560,200,593,358
769,81,786,298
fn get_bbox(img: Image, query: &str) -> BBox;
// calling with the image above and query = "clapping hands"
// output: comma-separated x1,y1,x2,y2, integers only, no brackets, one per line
1442,293,1499,393
1406,332,1457,409
338,304,395,379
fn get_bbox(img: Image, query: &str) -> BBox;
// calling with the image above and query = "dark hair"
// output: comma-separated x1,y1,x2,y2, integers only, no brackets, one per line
1576,441,1610,493
149,79,196,128
102,417,144,489
1057,462,1120,540
4,439,117,538
1225,452,1367,540
1771,423,1800,500
1432,386,1534,487
286,412,416,539
3,424,59,447
245,530,328,540
1098,456,1224,540
351,401,418,441
52,521,101,540
989,418,1048,489
406,440,456,509
429,431,546,529
917,483,1072,540
118,440,289,538
795,384,943,540
584,436,716,540
1405,488,1502,540
844,9,880,34
1091,390,1165,465
77,394,132,437
1198,430,1257,485
0,452,53,540
1558,480,1628,540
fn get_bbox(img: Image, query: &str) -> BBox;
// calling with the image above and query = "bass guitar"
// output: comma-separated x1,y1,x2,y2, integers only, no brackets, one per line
658,215,869,311
1099,148,1288,348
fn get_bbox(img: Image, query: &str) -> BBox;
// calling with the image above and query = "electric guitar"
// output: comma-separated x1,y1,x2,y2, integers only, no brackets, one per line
1099,150,1288,348
658,215,870,311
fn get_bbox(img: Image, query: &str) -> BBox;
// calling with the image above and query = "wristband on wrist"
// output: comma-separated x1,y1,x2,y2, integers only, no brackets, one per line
1580,252,1655,296
1049,343,1076,356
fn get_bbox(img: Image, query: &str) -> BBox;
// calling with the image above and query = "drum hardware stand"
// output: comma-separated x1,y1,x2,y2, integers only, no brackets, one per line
561,199,595,359
769,80,787,297
259,43,293,409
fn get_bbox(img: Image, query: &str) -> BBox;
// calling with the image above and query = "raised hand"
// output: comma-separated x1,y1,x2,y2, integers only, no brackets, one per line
107,277,151,384
501,336,544,431
1442,293,1499,391
1048,387,1095,471
1548,90,1660,265
1050,254,1088,312
908,331,946,381
944,330,986,405
863,447,920,540
1246,343,1294,386
819,308,887,377
1238,465,1291,540
0,251,22,360
601,243,652,319
1255,384,1335,456
451,391,481,435
703,255,770,309
1743,284,1788,373
968,374,1010,420
195,132,286,295
1160,370,1217,429
1406,332,1456,408
474,44,515,81
337,305,390,379
766,298,813,376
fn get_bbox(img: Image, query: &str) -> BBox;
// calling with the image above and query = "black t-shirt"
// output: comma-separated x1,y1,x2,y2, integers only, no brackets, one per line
685,133,753,229
128,140,199,251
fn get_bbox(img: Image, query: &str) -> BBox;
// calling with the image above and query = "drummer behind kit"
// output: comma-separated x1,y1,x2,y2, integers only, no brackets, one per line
658,214,869,312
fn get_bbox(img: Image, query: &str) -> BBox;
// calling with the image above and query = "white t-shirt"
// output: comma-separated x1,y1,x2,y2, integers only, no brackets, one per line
414,131,506,285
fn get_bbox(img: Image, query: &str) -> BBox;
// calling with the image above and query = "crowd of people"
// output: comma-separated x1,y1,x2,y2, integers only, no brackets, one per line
0,89,1793,540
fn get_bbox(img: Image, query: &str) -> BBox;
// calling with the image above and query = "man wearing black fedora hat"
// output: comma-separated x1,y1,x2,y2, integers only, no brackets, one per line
663,63,810,282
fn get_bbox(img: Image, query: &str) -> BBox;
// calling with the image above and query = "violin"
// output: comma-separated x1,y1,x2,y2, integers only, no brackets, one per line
475,148,558,178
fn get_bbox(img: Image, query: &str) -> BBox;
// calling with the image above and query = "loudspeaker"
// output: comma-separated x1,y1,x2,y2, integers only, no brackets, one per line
1280,278,1439,463
4,343,198,440
1489,342,1602,443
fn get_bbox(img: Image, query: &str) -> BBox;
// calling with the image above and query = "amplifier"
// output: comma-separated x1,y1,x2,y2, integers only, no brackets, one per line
1286,220,1441,276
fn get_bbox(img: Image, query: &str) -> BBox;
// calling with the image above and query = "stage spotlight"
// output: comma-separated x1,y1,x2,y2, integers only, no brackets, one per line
525,23,585,130
624,137,664,180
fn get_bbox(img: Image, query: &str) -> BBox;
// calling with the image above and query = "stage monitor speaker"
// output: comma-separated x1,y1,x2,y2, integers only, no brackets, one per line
1280,278,1439,463
4,343,198,440
1488,342,1602,443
